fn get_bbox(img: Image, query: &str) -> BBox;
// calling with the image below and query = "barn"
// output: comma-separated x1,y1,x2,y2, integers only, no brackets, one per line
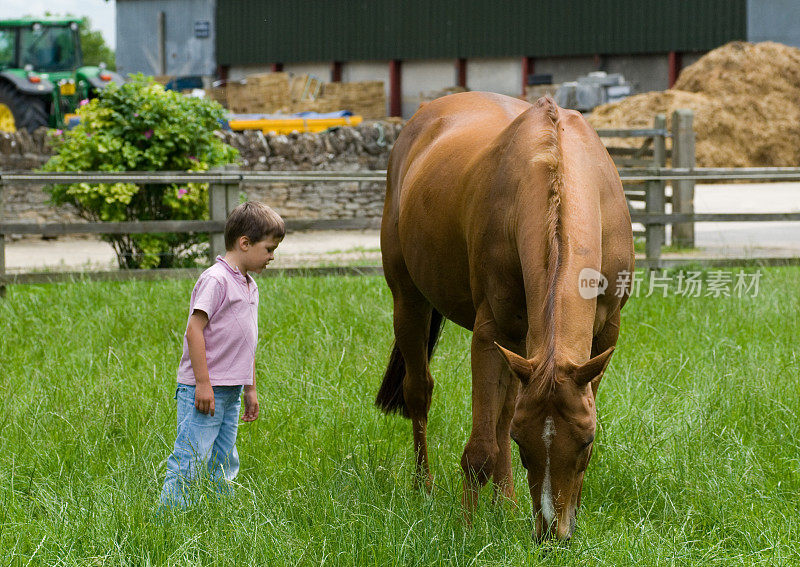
115,0,800,118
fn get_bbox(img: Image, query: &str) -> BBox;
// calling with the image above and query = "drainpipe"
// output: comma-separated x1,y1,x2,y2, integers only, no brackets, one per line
331,61,343,82
522,56,535,98
456,58,467,89
389,59,402,117
668,51,682,88
157,11,166,75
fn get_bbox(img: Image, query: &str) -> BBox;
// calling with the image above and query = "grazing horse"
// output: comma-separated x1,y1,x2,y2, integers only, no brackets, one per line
376,93,633,541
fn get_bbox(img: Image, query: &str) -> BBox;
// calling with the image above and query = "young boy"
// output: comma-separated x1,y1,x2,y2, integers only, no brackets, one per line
160,201,284,507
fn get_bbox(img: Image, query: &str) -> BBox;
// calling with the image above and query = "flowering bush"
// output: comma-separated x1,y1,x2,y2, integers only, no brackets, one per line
43,75,238,269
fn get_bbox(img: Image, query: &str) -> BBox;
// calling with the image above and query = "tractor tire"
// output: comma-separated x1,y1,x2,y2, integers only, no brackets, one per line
0,81,49,133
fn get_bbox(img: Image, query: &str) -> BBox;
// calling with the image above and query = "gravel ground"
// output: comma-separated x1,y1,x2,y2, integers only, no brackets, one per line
4,230,381,273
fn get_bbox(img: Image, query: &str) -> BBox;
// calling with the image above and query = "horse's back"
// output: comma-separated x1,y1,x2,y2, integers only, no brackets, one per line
386,92,528,216
381,92,632,333
382,93,530,327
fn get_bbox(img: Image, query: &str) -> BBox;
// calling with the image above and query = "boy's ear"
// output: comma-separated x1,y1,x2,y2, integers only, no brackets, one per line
237,235,251,250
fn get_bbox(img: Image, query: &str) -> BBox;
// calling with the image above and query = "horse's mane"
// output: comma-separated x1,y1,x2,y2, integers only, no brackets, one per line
530,97,564,397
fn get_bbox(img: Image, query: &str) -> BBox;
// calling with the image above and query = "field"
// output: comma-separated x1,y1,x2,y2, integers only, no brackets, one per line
1,268,800,566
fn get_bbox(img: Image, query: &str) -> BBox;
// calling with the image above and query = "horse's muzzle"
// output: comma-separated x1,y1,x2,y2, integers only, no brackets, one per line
533,512,576,544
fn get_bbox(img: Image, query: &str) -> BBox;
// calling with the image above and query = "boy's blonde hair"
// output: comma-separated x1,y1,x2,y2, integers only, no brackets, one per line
224,201,285,250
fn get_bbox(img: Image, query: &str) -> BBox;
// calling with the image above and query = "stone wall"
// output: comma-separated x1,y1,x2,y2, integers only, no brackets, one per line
0,129,81,226
0,122,402,226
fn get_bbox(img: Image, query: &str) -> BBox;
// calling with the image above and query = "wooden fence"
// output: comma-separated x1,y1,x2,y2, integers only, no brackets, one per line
597,109,695,255
3,113,800,295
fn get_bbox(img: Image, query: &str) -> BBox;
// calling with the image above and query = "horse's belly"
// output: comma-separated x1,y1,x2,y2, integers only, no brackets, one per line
398,199,477,329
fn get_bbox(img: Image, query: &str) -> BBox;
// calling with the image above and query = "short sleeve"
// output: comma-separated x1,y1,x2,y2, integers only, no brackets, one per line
191,275,224,319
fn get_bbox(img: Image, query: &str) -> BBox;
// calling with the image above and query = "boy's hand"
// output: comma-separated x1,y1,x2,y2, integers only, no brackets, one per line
195,382,215,416
242,386,259,422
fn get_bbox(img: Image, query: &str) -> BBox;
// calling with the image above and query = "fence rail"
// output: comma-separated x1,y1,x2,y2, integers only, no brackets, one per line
2,111,800,293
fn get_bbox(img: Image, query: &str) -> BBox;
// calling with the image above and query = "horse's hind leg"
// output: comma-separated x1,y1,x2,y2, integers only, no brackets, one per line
391,283,437,490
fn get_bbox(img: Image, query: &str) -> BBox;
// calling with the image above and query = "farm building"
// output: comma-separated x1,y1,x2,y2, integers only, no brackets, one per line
116,0,800,118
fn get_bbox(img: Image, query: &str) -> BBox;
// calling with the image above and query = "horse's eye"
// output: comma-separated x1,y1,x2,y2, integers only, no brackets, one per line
581,435,595,449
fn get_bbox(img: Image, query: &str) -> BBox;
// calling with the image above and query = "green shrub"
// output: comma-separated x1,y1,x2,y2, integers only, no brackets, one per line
43,74,238,269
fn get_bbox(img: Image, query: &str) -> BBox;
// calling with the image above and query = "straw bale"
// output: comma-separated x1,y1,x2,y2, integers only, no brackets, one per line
587,41,800,167
419,86,467,103
223,72,386,118
225,73,292,114
205,86,228,107
321,81,386,118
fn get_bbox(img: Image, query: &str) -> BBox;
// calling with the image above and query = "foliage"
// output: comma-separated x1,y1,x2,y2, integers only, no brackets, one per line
1,268,799,564
79,17,116,70
43,75,238,269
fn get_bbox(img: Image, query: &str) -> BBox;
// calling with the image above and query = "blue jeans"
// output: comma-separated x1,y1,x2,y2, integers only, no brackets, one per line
160,384,243,507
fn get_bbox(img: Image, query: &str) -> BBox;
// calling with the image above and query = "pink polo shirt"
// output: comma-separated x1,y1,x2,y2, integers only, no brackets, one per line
177,256,259,386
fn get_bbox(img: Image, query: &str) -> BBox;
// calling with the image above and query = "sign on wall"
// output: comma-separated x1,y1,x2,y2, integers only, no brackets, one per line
194,21,210,38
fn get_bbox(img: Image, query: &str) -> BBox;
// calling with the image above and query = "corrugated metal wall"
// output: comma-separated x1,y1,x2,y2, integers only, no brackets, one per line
216,0,747,65
117,0,216,76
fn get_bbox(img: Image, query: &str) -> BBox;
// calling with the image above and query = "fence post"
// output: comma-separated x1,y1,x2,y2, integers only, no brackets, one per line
672,109,695,247
653,114,667,169
0,182,5,298
209,183,227,262
208,177,241,263
644,115,667,267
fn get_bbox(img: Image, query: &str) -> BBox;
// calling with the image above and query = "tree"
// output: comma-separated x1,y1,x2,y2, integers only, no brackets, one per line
79,17,116,70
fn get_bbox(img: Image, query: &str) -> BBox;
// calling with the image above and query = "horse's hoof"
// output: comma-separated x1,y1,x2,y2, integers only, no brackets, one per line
413,474,434,493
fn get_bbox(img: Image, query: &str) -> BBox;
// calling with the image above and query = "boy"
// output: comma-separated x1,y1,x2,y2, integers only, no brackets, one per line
160,201,284,507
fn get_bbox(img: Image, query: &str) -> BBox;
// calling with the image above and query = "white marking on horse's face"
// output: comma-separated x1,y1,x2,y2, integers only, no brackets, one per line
540,416,556,528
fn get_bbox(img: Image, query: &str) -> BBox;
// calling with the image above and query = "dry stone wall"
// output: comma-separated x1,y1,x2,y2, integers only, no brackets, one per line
0,121,402,227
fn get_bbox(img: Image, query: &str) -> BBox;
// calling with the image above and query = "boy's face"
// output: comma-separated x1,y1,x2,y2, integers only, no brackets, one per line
242,234,282,274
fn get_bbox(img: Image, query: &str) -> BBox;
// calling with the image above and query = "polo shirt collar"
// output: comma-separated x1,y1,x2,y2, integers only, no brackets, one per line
216,255,254,285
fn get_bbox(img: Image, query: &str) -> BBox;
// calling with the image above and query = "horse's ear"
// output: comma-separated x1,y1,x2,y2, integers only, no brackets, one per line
494,342,533,385
571,346,615,387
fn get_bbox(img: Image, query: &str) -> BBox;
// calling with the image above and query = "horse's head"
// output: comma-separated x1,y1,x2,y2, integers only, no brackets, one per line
496,343,615,542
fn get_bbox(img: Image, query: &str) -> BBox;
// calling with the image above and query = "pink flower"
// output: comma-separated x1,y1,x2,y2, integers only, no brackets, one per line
79,99,89,106
143,129,153,139
54,129,63,136
177,188,188,199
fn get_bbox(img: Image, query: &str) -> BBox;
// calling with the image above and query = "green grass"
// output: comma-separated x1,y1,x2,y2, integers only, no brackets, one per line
1,268,799,565
634,237,696,254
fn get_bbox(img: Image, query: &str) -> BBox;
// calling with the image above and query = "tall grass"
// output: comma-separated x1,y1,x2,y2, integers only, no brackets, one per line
1,268,799,565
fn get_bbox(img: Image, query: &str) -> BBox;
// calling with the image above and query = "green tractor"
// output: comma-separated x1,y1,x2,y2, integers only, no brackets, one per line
0,17,123,133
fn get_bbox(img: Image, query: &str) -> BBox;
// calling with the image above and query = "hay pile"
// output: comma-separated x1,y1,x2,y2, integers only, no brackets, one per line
588,42,800,167
225,73,292,114
209,74,387,119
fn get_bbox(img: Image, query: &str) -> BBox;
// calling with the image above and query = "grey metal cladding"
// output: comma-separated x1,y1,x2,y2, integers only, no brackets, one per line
215,0,747,65
117,0,216,76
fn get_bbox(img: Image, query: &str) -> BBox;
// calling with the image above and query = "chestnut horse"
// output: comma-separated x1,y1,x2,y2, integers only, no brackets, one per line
376,93,633,541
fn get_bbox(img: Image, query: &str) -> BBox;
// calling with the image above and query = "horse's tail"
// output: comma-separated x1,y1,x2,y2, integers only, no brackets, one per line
375,308,444,418
534,96,565,395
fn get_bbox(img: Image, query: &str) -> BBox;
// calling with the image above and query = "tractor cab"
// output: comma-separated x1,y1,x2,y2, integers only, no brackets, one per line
3,20,82,73
0,18,123,132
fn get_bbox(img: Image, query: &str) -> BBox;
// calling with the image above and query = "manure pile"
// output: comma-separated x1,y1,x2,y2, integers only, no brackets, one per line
588,42,800,167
